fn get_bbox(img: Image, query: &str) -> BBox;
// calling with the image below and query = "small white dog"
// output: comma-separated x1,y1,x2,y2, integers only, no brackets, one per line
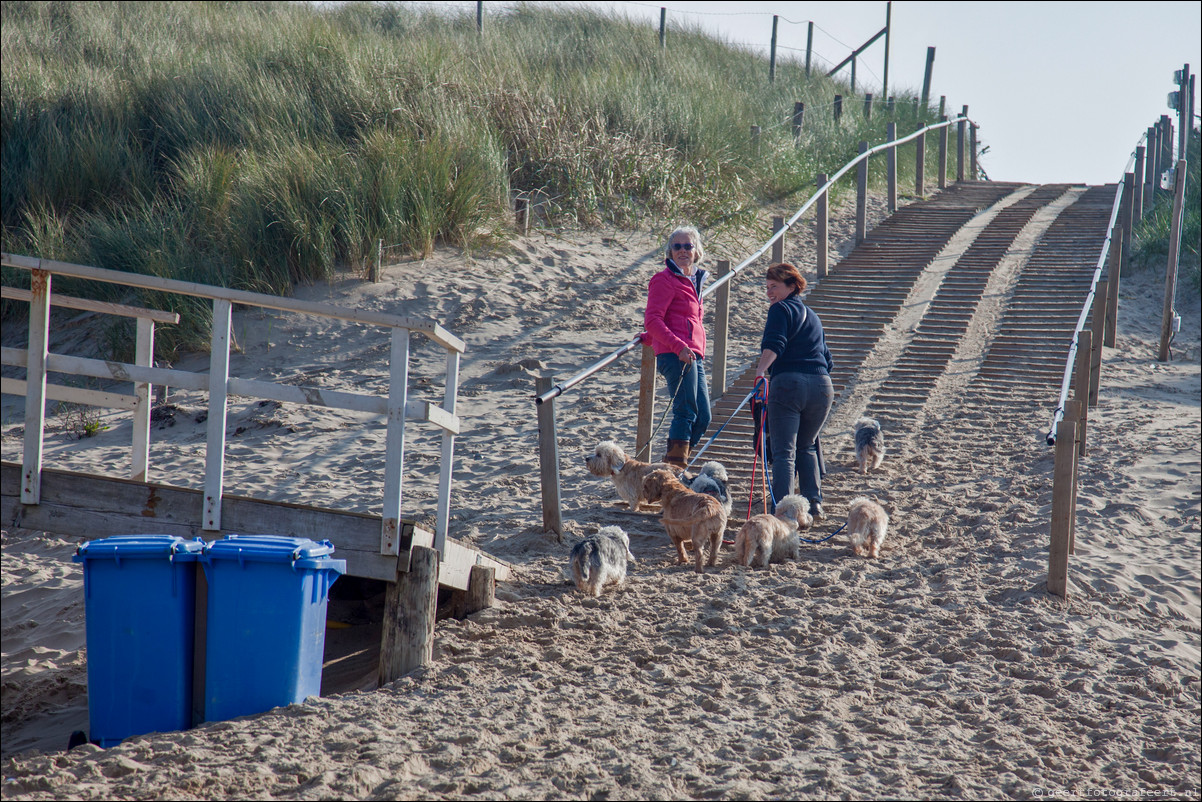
853,417,886,474
681,461,733,517
846,496,889,558
567,526,636,596
734,495,812,569
585,441,669,511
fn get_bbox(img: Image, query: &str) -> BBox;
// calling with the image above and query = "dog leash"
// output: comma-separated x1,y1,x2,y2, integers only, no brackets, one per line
799,522,845,544
635,359,690,456
685,379,760,470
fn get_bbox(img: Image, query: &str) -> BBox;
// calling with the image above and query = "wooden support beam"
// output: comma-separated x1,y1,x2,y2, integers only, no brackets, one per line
636,345,656,463
856,141,868,244
816,173,830,278
449,565,495,619
712,260,731,397
1073,330,1091,459
771,217,785,264
1104,228,1123,348
378,545,439,686
1089,281,1106,407
1048,415,1077,598
536,375,563,538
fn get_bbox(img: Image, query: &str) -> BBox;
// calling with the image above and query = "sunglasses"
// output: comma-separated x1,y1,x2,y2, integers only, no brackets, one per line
671,242,695,251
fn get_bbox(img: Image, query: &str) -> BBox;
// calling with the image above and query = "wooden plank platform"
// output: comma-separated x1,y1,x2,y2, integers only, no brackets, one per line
1,461,511,591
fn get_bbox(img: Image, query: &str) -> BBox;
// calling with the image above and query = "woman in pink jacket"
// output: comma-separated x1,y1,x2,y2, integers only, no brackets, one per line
643,226,712,469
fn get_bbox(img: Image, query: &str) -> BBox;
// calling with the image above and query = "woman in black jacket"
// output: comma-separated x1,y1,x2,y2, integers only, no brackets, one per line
753,262,834,519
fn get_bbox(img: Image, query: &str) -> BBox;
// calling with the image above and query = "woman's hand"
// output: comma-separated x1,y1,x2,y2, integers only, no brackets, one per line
678,346,696,365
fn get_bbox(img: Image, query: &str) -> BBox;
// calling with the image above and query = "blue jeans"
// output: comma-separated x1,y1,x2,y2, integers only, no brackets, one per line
765,372,833,508
656,353,712,447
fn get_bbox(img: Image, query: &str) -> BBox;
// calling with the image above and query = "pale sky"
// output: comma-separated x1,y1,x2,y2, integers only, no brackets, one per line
436,0,1201,187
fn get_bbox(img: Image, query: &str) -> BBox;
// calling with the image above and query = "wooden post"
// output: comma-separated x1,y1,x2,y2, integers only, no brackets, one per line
792,102,804,144
434,348,459,555
805,22,813,77
203,298,232,531
1089,281,1106,407
1159,116,1173,199
1104,228,1122,348
378,545,439,686
636,345,656,462
1066,399,1084,555
515,196,529,236
769,15,778,83
863,93,873,121
1048,415,1077,598
450,564,495,619
851,55,857,93
938,95,946,119
1158,159,1187,362
816,173,829,278
131,318,154,483
834,95,843,123
1073,330,1091,458
886,122,897,212
21,269,50,505
381,328,411,560
476,0,482,34
771,216,785,264
882,1,891,99
956,107,967,183
1133,145,1146,220
535,375,563,538
1119,174,1134,281
915,128,926,197
938,116,949,189
659,7,666,49
856,141,868,244
1145,124,1158,206
969,124,978,180
920,46,935,109
713,260,730,397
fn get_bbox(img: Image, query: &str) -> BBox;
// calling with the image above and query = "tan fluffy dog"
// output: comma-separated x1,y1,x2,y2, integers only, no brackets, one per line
585,441,670,511
641,469,728,573
734,494,812,569
846,496,889,558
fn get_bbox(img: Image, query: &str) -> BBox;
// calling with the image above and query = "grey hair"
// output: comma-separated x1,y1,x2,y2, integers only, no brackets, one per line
665,226,704,264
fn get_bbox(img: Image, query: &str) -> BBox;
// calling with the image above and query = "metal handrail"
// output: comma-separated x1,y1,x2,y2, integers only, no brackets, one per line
533,113,972,405
1044,132,1145,445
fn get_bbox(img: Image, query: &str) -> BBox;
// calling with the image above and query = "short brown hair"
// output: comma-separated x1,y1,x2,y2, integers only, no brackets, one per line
766,262,806,295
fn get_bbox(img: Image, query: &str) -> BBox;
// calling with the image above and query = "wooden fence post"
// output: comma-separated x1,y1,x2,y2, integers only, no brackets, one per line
856,141,868,244
1089,281,1106,407
769,14,778,83
864,93,873,121
1104,228,1122,348
1074,330,1091,459
132,318,154,483
1120,173,1134,280
915,128,926,197
1133,145,1146,220
535,375,563,538
771,216,785,264
920,46,935,109
713,260,730,397
449,564,495,619
938,116,949,189
659,7,666,49
636,345,656,463
816,173,829,278
969,124,978,180
1048,414,1078,598
203,298,232,531
1145,124,1158,206
886,122,897,212
378,544,439,686
792,102,805,144
956,107,967,182
805,21,813,77
21,269,50,505
1159,158,1187,362
834,95,843,123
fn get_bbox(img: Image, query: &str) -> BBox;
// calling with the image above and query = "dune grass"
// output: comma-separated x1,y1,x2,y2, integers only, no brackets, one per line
1,1,946,355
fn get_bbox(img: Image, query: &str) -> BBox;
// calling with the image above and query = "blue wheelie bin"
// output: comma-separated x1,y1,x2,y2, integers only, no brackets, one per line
201,535,345,722
73,534,205,747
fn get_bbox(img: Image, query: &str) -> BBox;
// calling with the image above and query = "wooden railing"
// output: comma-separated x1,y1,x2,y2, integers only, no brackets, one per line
1,253,464,558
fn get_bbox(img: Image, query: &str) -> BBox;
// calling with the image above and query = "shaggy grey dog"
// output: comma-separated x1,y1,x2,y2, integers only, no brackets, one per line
853,417,886,474
681,460,733,517
567,526,636,596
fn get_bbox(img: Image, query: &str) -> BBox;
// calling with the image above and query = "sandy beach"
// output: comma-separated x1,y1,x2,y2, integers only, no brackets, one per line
2,189,1199,800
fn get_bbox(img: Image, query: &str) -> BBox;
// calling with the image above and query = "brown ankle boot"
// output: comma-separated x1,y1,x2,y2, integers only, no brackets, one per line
664,439,690,470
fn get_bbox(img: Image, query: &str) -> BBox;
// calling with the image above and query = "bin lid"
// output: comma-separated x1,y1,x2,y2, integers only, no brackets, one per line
73,534,205,563
204,534,341,570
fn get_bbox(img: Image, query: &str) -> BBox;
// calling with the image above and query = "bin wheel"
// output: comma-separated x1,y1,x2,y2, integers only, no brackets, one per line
67,731,88,751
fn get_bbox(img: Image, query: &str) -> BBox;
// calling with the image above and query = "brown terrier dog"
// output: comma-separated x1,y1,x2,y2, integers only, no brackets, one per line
641,469,728,573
